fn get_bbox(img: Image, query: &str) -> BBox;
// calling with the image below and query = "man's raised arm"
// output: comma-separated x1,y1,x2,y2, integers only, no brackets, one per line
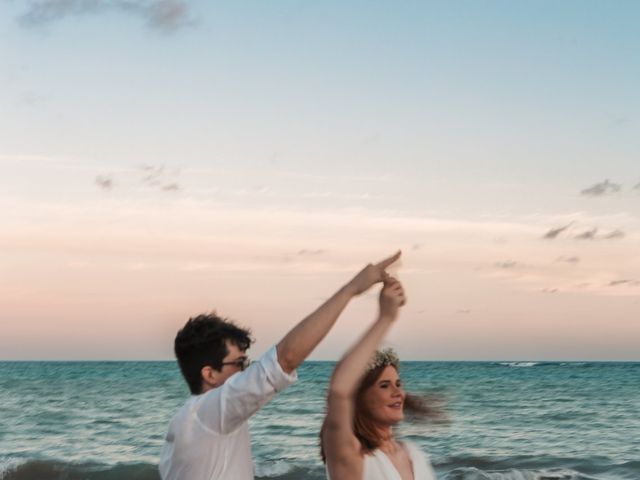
275,251,401,373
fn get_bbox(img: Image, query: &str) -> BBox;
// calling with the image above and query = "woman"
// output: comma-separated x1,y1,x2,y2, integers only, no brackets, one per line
321,277,437,480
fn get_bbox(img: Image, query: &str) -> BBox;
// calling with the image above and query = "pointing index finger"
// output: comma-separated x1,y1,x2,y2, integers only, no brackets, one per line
375,250,401,271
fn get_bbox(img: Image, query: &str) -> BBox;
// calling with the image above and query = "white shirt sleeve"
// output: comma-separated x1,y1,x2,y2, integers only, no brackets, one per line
194,345,298,434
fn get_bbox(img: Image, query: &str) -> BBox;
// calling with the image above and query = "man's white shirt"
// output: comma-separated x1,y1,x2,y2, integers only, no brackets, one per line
159,346,297,480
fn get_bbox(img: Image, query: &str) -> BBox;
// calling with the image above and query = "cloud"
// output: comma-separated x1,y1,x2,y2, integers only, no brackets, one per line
92,164,181,193
543,223,572,239
19,90,49,106
603,229,625,240
456,309,471,314
95,175,114,190
634,182,640,190
580,179,622,197
19,0,192,33
608,279,640,287
541,288,558,294
575,228,597,240
144,0,190,31
301,191,373,200
161,183,180,192
611,117,632,127
556,256,580,264
542,220,627,242
297,249,326,255
570,228,625,240
139,164,181,192
495,260,518,269
140,164,166,186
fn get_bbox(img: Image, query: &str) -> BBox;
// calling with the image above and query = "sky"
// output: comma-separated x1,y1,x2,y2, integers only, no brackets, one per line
1,0,639,360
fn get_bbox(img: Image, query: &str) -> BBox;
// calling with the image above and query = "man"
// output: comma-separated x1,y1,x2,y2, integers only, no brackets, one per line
159,251,401,480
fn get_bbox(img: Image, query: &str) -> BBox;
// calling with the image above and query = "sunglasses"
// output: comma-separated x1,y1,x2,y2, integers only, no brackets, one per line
221,356,251,371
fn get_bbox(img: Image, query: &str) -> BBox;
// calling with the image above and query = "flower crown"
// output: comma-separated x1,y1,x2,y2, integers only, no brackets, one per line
366,348,400,372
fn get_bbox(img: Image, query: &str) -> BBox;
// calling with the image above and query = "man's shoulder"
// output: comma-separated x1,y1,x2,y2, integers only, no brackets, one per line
170,395,204,423
167,393,228,436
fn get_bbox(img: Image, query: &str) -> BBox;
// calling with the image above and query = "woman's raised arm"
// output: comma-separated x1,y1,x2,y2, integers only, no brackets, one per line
322,279,405,480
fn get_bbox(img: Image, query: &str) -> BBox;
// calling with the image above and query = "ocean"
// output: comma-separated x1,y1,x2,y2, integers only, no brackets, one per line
1,361,639,480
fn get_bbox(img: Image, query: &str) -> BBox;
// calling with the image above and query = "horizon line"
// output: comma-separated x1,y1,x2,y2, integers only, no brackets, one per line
1,359,638,363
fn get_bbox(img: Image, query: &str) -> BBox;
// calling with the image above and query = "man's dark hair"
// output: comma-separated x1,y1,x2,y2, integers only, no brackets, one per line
174,312,253,394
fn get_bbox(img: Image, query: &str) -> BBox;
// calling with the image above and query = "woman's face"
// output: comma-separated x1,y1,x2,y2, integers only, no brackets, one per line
361,365,405,426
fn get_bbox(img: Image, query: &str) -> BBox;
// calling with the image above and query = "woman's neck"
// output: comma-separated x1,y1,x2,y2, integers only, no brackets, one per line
374,425,395,451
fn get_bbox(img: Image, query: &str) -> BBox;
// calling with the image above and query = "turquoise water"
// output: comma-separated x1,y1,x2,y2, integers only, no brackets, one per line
1,361,639,479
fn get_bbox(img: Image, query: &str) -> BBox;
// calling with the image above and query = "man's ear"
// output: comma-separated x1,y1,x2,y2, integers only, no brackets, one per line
201,365,220,391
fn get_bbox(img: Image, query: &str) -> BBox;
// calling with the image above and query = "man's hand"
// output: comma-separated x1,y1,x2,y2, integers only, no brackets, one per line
276,250,401,373
344,251,401,296
379,277,406,320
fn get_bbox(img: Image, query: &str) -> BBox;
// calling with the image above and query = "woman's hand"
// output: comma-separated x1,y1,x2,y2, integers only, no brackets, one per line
379,277,406,320
324,272,405,479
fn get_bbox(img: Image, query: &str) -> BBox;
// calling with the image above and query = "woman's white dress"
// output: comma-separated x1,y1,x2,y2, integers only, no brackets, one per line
363,441,436,480
328,441,437,480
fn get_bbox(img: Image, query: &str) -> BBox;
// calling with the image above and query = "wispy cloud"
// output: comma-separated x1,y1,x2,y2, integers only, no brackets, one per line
495,260,519,269
297,249,326,256
139,164,181,192
603,229,625,239
91,165,181,193
95,175,114,190
275,170,398,184
611,116,632,127
542,223,572,240
301,191,373,200
608,279,640,287
140,164,166,186
541,288,558,294
572,228,626,240
18,0,193,33
161,183,180,192
556,256,580,264
580,179,622,197
19,90,49,107
575,228,598,240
